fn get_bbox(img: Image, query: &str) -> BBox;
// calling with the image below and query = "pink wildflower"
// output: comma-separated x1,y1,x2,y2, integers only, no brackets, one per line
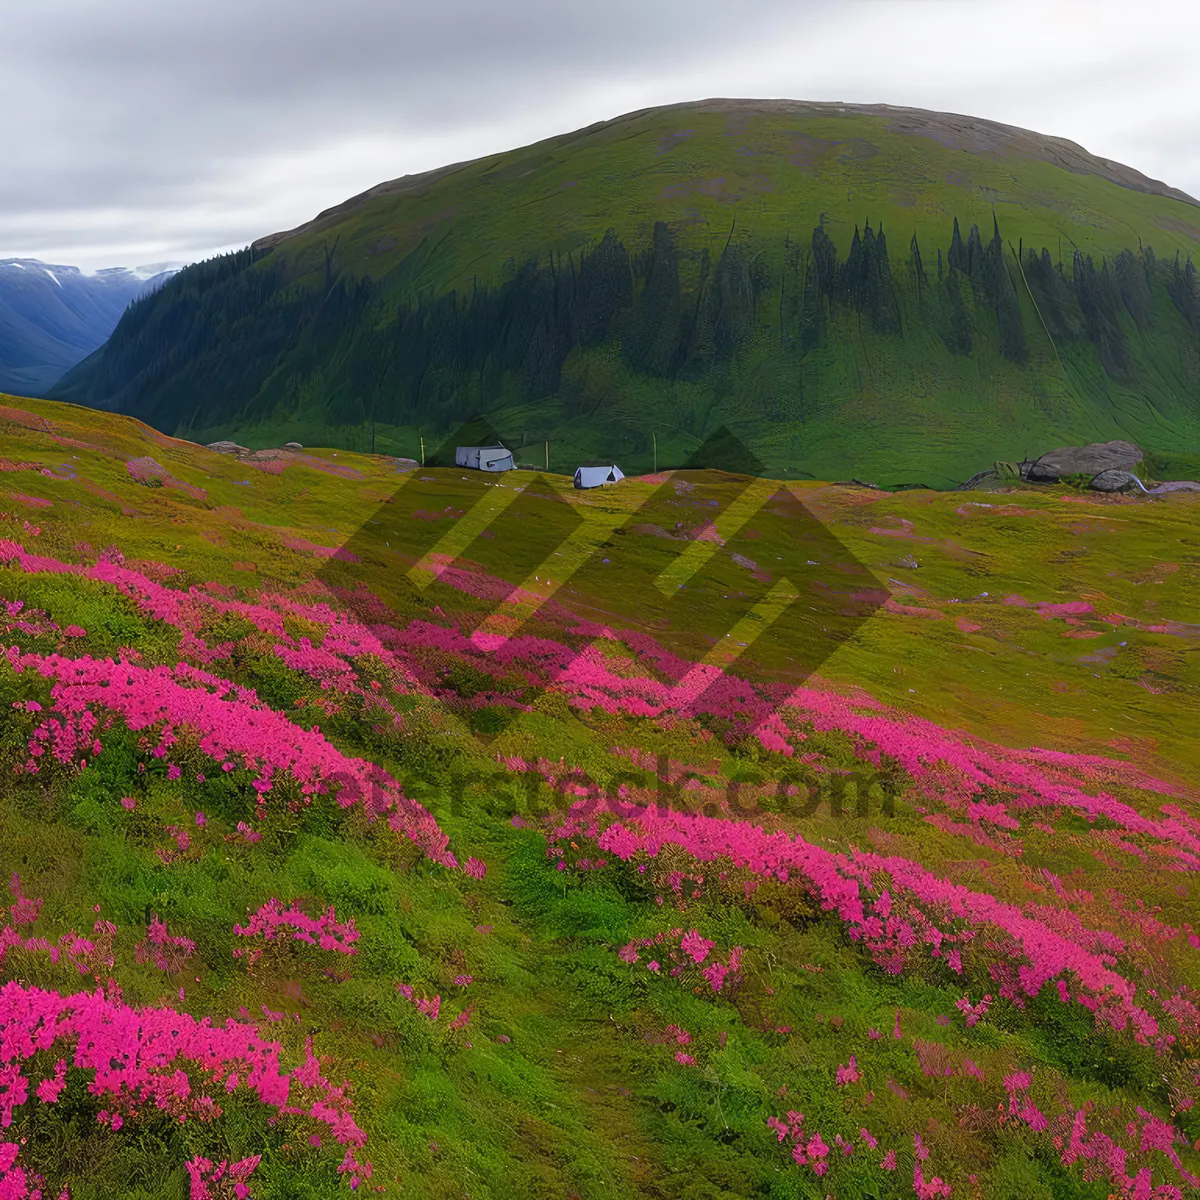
835,1056,861,1088
679,929,715,964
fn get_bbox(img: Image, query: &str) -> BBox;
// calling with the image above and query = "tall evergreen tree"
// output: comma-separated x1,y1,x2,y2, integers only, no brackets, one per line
1113,247,1152,331
623,221,684,376
573,229,633,346
965,224,985,279
811,222,840,310
1074,251,1130,377
865,223,901,334
909,231,927,303
980,215,1027,363
1024,247,1081,343
841,225,864,307
798,248,823,355
948,218,969,275
942,271,973,355
1167,253,1200,329
712,239,755,360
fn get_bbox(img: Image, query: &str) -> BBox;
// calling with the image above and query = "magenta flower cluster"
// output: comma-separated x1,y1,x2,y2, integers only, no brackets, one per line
134,915,196,975
617,927,744,993
553,804,1169,1041
233,900,360,959
2,643,457,869
0,980,366,1192
124,457,206,501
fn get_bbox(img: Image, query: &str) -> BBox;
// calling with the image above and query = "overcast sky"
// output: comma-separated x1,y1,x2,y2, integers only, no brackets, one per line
3,0,1197,271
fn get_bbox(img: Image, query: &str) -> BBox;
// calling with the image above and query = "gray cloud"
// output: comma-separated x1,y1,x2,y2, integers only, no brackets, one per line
2,0,1196,270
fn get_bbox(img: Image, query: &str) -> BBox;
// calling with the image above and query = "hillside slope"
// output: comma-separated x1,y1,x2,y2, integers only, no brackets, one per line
0,392,1198,1197
0,260,177,395
49,99,1200,486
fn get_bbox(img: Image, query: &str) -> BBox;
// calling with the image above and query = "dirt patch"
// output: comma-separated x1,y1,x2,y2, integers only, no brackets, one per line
786,133,876,172
656,129,693,155
413,205,462,237
658,175,773,203
788,132,842,171
1157,214,1200,242
835,138,878,163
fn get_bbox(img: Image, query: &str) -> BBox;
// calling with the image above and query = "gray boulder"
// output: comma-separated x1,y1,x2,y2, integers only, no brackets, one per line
283,442,303,450
1090,469,1142,493
1148,480,1200,495
205,440,250,456
1027,440,1142,482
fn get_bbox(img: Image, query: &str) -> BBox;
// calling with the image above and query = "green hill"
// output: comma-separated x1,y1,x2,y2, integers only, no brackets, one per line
48,98,1200,486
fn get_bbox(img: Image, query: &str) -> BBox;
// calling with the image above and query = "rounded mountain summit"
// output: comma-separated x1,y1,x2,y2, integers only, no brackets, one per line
49,99,1200,486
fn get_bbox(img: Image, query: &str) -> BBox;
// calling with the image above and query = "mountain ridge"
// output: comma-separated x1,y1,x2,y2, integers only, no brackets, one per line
48,98,1200,485
0,258,180,395
251,98,1199,254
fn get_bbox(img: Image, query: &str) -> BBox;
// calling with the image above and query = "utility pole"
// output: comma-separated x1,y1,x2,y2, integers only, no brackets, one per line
420,436,425,466
544,440,548,472
653,432,657,474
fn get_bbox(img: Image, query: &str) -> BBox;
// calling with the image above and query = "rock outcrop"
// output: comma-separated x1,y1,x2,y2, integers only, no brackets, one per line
1148,480,1200,495
1089,469,1145,493
1027,440,1143,482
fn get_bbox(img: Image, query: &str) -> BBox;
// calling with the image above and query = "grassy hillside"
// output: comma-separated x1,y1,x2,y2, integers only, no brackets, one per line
48,99,1200,486
1,394,1200,1196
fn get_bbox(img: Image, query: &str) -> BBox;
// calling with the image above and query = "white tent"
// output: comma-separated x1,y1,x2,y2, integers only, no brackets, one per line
574,464,624,489
455,445,514,472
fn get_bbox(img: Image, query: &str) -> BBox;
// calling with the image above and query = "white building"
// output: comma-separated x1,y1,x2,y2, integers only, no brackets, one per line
574,464,624,489
455,445,514,472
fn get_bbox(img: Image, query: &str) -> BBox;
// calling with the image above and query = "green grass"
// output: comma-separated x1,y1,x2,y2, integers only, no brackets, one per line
0,396,1198,1196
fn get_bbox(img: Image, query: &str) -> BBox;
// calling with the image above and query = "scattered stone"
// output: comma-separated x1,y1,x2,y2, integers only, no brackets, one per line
1027,440,1142,482
1089,469,1143,493
1148,480,1200,495
897,554,920,569
205,440,250,456
955,468,997,491
833,478,886,490
283,442,303,450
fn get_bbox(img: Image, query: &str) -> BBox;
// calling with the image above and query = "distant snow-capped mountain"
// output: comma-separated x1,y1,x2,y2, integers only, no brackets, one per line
0,258,184,397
